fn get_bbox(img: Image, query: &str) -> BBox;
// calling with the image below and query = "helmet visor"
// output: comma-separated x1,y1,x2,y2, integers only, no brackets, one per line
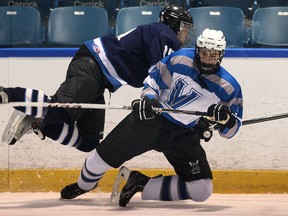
179,21,194,32
178,21,194,47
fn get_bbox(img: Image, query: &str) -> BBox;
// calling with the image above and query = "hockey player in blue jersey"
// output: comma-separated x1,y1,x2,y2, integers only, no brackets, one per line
60,28,243,206
0,5,193,152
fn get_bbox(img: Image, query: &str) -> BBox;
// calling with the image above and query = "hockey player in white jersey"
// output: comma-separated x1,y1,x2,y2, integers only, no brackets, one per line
0,5,193,152
60,28,243,206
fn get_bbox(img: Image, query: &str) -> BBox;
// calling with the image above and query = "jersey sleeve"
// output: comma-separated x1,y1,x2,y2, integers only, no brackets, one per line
147,31,180,68
208,71,243,139
218,86,243,139
141,57,171,100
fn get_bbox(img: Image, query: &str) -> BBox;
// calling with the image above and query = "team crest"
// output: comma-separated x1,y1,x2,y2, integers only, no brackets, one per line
165,79,202,109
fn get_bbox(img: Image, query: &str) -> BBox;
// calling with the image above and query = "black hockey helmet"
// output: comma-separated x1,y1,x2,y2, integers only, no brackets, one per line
159,5,193,33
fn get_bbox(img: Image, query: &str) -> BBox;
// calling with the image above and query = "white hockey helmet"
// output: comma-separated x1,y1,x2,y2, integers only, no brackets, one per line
197,28,226,51
194,28,226,75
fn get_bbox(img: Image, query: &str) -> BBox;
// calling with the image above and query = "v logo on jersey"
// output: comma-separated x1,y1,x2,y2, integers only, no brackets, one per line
165,79,202,109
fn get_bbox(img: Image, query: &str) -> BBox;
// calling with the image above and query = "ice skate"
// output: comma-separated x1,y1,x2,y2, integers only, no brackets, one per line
60,182,97,200
2,110,44,145
111,166,150,207
0,86,8,103
110,166,131,204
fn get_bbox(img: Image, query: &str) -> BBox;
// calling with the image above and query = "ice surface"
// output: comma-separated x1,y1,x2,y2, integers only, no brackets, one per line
0,192,287,216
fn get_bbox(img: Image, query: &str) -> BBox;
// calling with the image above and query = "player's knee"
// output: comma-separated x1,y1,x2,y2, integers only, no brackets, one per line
76,138,99,152
187,178,213,202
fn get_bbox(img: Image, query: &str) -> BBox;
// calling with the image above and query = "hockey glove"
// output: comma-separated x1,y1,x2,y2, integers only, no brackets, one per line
195,117,213,142
206,104,236,130
131,96,161,121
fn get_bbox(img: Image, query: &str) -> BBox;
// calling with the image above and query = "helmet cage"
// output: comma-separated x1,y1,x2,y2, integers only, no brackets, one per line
194,47,224,75
177,20,194,47
179,21,194,32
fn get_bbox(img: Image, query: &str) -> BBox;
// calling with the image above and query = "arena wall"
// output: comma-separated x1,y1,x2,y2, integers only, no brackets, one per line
0,48,287,193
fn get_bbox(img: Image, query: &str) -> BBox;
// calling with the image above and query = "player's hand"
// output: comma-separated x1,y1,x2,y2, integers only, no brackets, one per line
131,96,160,120
196,117,213,142
206,104,236,129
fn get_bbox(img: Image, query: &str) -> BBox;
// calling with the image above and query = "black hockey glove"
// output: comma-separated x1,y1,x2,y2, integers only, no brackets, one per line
131,96,161,121
195,117,213,142
207,104,236,130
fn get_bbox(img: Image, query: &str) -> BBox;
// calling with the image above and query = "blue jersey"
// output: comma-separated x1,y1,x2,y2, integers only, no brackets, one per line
142,48,243,139
85,22,180,92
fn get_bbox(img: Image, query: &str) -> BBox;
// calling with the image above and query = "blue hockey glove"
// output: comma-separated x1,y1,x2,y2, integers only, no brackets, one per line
206,104,236,129
131,96,161,120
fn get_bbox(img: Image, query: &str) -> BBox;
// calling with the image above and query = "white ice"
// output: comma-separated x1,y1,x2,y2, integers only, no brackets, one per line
0,192,287,216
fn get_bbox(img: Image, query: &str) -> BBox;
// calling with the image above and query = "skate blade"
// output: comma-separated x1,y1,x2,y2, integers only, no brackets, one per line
2,110,26,144
110,166,131,205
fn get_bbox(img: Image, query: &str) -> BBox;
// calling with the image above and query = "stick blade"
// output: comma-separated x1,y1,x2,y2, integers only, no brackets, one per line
110,166,131,205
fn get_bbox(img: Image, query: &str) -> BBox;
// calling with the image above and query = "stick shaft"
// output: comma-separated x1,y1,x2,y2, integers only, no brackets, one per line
153,107,207,116
2,102,207,116
242,113,288,125
2,102,133,110
158,108,288,125
3,102,288,125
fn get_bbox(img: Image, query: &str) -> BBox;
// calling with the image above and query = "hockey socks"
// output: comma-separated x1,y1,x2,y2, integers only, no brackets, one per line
78,149,111,191
142,176,213,202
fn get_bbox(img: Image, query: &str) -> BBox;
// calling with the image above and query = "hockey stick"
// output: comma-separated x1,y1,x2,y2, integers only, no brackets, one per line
1,102,132,110
153,107,207,116
156,109,288,125
242,112,288,126
2,102,288,125
158,109,288,125
1,102,207,116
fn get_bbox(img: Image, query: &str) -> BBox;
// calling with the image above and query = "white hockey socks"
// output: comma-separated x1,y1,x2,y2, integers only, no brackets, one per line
142,175,212,202
77,149,111,191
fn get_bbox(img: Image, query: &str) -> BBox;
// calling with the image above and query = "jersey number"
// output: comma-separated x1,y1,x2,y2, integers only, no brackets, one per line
163,45,174,57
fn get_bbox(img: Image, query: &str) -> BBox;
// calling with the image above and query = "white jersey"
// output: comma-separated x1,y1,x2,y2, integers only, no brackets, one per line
141,48,243,139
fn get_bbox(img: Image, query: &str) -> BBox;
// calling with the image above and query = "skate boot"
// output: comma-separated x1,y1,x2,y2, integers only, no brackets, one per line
2,110,44,145
119,169,150,207
60,182,97,200
0,86,9,103
31,121,45,140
